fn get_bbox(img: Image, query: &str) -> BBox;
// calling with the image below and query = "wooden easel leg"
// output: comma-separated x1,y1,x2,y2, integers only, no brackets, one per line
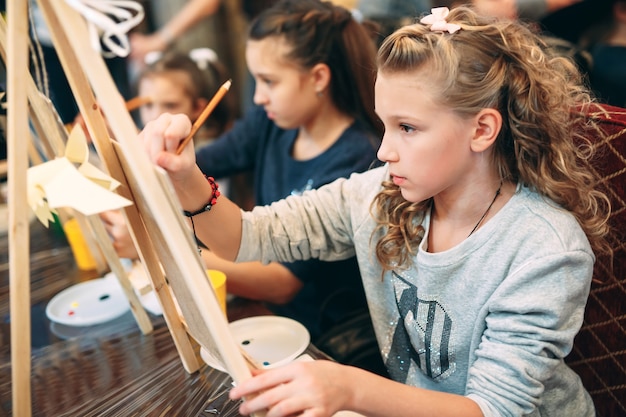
83,211,154,334
7,0,32,415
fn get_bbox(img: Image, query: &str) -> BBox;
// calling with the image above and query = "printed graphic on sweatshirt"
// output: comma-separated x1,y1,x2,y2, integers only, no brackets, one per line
386,271,455,382
290,179,314,196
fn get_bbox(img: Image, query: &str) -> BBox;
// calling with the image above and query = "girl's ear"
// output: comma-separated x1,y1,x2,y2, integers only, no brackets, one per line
310,62,331,94
471,108,502,153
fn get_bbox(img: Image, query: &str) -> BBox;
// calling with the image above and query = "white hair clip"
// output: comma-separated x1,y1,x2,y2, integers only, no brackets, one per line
143,48,220,70
144,50,163,66
189,48,219,70
351,9,364,24
420,7,461,34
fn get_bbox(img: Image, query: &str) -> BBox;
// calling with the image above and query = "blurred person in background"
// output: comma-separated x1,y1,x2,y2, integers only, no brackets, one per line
106,0,389,376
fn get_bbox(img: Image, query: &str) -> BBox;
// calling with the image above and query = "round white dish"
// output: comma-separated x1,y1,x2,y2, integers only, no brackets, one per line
200,315,310,372
45,273,130,326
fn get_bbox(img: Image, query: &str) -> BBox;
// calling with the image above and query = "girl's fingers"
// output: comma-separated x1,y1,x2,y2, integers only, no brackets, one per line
99,211,120,237
230,368,307,415
230,369,287,400
139,113,194,174
162,114,191,154
231,361,348,417
98,211,115,226
238,380,321,417
237,381,291,416
142,113,173,163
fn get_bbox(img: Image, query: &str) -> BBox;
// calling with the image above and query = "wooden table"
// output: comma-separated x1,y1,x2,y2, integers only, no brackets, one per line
0,220,322,416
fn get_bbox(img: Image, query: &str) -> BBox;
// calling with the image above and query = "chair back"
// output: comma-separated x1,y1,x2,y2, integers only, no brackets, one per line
565,103,626,417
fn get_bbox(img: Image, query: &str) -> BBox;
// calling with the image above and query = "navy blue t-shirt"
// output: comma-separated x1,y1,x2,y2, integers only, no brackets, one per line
196,106,379,339
590,44,626,108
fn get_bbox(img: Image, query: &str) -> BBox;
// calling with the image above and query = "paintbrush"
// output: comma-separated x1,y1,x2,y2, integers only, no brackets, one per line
125,95,152,111
240,346,263,370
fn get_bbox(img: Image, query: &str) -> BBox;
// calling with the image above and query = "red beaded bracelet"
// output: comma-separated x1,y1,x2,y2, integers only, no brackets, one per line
183,176,221,218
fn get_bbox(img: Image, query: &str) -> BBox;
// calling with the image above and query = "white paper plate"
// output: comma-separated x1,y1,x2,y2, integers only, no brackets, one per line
200,316,310,372
45,274,130,326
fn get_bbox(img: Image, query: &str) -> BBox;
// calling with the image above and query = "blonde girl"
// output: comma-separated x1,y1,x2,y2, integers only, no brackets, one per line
139,6,611,417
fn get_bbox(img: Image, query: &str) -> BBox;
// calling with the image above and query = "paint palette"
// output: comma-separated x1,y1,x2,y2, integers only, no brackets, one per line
200,316,310,372
45,273,130,326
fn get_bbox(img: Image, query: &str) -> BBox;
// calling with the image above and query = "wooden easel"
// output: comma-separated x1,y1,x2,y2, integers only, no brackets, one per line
35,0,255,393
0,16,153,336
30,0,200,375
7,1,260,415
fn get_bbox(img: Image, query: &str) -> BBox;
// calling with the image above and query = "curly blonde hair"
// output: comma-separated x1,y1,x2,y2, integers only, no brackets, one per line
371,6,612,273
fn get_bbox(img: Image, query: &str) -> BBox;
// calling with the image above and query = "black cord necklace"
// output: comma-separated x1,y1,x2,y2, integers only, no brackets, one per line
468,182,502,237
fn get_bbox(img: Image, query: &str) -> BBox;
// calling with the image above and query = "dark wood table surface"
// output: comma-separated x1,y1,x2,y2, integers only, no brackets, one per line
0,219,322,416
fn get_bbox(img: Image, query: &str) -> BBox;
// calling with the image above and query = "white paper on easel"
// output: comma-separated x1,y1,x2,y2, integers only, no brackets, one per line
29,157,131,214
26,126,132,225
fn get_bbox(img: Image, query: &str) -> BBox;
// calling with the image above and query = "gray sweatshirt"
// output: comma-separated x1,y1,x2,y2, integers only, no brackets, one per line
237,165,595,416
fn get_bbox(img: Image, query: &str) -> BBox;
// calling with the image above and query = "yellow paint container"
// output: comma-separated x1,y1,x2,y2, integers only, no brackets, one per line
63,218,97,271
207,269,227,316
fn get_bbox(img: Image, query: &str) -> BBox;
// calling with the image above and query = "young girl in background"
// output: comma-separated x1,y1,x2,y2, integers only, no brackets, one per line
140,5,612,416
108,0,384,373
191,0,382,346
100,49,236,258
136,48,236,147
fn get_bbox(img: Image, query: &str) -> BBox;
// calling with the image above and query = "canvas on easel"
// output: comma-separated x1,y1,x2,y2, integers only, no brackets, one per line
34,0,258,387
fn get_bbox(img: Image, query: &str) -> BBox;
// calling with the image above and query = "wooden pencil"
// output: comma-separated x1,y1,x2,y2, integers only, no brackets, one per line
175,79,232,155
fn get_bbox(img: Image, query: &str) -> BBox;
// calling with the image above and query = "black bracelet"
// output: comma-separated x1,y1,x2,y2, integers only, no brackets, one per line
183,176,220,218
182,176,220,253
183,203,214,217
